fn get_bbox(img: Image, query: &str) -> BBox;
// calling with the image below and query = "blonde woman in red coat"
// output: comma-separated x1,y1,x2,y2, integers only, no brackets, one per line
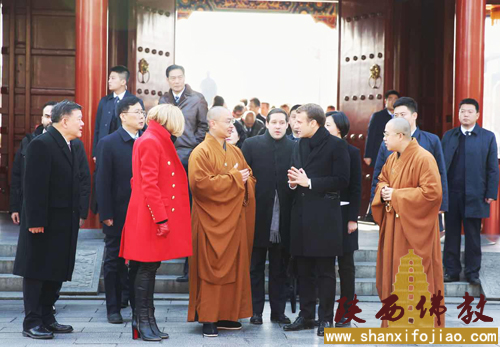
120,104,192,341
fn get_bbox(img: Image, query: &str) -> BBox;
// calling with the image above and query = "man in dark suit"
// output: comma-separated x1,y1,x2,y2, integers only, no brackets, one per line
240,110,265,138
363,90,399,167
10,101,57,225
286,104,301,142
442,98,499,285
92,65,143,160
96,96,145,324
159,64,208,282
249,97,266,124
370,97,449,213
242,108,295,326
325,111,362,328
13,100,90,339
283,104,350,336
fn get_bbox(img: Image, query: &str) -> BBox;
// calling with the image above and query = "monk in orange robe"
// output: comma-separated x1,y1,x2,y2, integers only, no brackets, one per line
373,118,445,328
187,106,256,337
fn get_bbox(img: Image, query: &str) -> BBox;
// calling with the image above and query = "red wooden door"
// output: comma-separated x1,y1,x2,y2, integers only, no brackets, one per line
129,0,175,110
337,0,393,215
0,0,76,211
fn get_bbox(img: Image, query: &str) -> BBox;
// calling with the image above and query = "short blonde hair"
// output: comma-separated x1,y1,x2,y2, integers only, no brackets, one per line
147,104,185,137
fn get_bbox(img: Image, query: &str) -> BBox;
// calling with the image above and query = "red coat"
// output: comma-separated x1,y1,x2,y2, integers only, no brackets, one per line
120,120,192,262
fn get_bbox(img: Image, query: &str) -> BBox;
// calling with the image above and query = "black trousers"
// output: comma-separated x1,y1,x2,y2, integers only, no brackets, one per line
444,192,482,279
296,256,336,323
336,251,355,314
181,158,191,277
250,245,288,315
103,234,128,314
23,278,62,330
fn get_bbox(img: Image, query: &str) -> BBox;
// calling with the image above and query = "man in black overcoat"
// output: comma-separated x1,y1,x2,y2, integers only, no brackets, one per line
95,96,145,324
13,100,90,340
242,108,295,325
283,104,350,336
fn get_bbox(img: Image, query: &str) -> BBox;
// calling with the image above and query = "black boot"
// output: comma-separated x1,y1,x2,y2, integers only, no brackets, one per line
134,262,161,341
147,268,168,339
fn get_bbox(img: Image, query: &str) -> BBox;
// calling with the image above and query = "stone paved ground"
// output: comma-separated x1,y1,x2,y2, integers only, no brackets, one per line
0,299,499,346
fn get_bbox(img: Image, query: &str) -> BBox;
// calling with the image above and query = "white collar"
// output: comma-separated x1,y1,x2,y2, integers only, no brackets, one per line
113,90,126,100
461,124,476,135
124,128,139,140
172,87,185,99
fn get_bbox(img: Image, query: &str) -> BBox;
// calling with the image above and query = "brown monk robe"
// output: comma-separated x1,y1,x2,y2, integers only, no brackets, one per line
187,107,256,330
373,118,444,328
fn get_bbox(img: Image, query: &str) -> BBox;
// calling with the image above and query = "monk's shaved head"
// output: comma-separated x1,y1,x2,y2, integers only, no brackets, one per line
207,106,230,122
387,118,411,139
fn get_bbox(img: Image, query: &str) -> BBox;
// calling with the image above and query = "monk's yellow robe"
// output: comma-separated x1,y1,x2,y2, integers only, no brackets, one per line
187,133,256,323
373,139,445,328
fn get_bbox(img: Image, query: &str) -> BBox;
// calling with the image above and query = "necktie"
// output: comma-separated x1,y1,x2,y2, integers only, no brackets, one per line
68,142,71,152
174,95,180,104
114,96,119,106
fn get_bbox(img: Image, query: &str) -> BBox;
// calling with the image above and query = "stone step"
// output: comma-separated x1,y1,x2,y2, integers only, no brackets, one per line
0,273,481,297
154,259,378,278
0,257,14,274
95,275,480,297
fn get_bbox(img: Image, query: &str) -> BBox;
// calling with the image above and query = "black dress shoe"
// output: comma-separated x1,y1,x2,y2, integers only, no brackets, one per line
443,273,459,282
468,277,481,285
317,321,332,336
22,325,54,339
335,317,351,328
283,317,315,331
176,274,189,282
270,313,291,324
45,322,73,333
216,320,242,330
203,323,218,337
250,314,263,325
107,312,124,324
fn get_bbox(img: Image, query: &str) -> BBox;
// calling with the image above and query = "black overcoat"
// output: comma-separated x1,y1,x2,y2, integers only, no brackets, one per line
13,126,88,282
241,130,295,249
340,143,362,253
289,126,350,257
95,127,142,236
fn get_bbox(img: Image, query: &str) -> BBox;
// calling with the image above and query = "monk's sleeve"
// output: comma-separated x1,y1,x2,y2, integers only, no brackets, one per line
371,156,391,225
391,156,442,249
189,149,245,207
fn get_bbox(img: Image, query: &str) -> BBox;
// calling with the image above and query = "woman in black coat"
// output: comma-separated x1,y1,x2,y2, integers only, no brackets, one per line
325,111,362,328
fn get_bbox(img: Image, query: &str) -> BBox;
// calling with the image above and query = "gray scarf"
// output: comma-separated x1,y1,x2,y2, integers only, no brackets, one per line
269,190,280,243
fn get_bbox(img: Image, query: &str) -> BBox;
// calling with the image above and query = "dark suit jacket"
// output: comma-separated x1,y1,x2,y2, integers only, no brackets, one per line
441,125,499,218
289,127,350,257
13,126,90,282
10,125,43,213
370,127,449,211
92,90,143,157
95,127,142,236
364,108,392,165
239,119,265,138
10,125,90,219
340,143,362,253
159,84,208,163
242,131,295,249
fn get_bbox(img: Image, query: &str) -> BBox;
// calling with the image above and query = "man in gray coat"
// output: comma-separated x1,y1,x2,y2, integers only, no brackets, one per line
159,64,208,282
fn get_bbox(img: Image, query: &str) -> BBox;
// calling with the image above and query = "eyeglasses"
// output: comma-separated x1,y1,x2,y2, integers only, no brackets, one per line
216,119,236,125
383,131,402,137
124,110,146,117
